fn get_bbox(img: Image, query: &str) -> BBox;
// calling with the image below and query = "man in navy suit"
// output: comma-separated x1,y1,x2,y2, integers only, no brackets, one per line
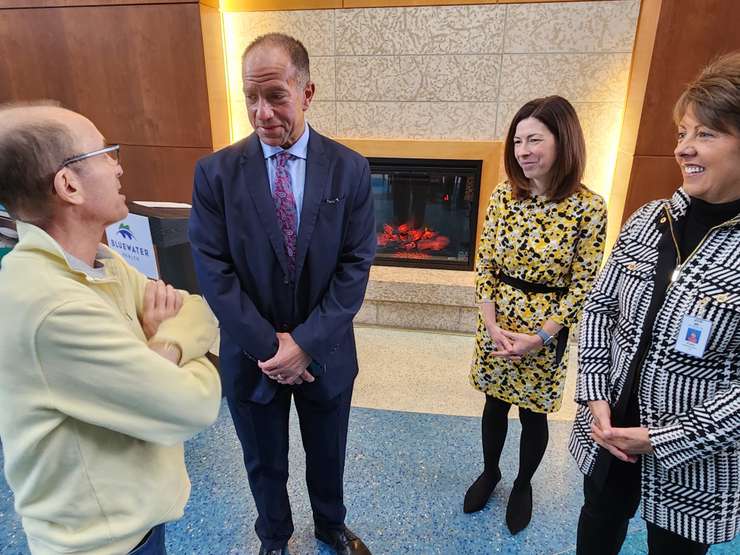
188,33,375,555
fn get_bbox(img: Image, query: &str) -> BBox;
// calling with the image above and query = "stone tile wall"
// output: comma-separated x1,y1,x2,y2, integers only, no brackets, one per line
223,0,639,201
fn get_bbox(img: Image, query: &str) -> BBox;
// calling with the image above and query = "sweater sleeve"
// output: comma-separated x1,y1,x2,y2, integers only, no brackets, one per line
549,193,607,329
475,185,504,303
35,298,222,446
118,253,218,364
649,381,740,470
574,203,652,404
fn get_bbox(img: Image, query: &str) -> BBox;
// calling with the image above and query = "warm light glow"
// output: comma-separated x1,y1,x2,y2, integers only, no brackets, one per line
222,13,253,143
218,7,632,221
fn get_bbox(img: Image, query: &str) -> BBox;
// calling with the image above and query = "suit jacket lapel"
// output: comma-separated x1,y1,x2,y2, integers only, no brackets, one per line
295,131,330,280
241,134,290,276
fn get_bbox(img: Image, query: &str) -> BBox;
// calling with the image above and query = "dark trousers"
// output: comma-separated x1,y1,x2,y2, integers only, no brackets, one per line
577,457,709,555
228,385,353,550
128,524,166,555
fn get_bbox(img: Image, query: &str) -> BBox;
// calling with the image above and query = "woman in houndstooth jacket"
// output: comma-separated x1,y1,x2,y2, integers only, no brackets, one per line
570,52,740,554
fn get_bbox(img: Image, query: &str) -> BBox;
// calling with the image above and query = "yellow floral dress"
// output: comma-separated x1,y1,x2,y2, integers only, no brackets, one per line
470,182,607,413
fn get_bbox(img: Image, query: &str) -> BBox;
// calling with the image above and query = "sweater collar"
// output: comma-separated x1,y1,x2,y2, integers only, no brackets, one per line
15,221,114,281
666,187,740,226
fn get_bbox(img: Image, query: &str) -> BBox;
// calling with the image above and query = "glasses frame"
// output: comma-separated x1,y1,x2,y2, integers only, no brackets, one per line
60,144,120,170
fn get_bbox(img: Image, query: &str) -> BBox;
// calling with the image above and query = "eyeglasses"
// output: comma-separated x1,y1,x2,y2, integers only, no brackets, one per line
60,144,120,170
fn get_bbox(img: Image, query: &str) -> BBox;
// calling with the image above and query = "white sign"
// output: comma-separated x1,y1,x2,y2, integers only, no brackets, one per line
106,213,159,279
134,201,191,209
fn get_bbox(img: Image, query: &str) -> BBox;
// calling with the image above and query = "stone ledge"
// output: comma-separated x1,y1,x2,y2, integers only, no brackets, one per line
358,266,477,333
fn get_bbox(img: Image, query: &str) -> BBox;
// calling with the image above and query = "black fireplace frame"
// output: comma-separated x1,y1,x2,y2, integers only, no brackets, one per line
368,157,482,271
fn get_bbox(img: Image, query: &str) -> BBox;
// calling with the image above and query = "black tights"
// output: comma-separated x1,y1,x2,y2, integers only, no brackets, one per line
481,395,549,486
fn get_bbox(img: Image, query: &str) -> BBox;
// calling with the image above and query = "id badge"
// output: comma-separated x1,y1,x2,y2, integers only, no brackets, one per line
674,315,712,358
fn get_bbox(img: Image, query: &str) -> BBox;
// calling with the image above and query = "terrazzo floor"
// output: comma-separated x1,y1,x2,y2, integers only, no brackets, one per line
1,325,739,554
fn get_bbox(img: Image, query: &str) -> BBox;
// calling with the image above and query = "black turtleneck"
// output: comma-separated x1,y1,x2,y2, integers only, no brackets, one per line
679,196,740,260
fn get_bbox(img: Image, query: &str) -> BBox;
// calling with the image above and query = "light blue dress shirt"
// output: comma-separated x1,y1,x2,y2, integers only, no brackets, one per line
260,124,310,232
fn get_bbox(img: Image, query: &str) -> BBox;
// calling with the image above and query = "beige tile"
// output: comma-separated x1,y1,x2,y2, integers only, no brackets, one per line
354,301,378,325
336,4,504,56
306,101,338,137
376,301,465,332
503,0,639,54
335,8,406,56
336,101,498,140
352,325,579,420
336,55,500,102
365,279,475,308
224,10,335,57
353,326,483,417
402,5,505,55
311,57,336,101
498,53,632,103
370,266,475,288
458,307,478,334
579,103,624,201
230,100,251,142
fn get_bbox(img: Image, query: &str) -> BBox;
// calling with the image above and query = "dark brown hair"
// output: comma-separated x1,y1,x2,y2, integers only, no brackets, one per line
0,103,74,222
242,33,311,88
503,95,586,201
674,51,740,136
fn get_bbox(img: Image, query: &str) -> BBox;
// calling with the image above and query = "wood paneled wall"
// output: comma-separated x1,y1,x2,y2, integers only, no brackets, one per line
609,0,740,245
0,0,226,203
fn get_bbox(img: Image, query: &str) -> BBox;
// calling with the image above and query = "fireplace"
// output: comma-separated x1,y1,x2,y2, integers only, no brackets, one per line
369,157,482,271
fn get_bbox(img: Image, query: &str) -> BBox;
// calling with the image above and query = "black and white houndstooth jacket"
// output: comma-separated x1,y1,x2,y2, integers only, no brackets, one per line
569,188,740,544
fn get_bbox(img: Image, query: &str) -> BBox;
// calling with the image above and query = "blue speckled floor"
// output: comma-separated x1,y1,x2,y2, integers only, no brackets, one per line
2,401,740,554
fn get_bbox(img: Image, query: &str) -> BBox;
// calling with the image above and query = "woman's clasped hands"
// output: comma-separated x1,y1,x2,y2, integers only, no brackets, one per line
486,323,543,362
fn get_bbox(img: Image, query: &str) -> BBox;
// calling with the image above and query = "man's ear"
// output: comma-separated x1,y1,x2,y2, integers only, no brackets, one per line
302,81,315,111
52,167,84,207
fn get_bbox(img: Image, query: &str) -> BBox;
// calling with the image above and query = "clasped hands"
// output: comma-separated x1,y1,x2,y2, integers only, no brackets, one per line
259,332,315,386
487,323,543,362
588,400,654,463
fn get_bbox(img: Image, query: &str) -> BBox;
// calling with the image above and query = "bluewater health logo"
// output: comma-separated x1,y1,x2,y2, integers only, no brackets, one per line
117,223,135,240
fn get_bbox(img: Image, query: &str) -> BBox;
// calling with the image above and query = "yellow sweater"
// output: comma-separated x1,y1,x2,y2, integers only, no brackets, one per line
0,222,222,554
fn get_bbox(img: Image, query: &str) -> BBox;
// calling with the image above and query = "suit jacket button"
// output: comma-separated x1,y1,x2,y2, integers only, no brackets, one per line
283,277,290,285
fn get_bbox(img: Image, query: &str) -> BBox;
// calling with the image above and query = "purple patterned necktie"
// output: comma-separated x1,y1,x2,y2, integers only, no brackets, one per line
272,151,297,275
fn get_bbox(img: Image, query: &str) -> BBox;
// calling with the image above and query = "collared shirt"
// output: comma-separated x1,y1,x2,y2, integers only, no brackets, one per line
260,124,310,232
63,248,110,280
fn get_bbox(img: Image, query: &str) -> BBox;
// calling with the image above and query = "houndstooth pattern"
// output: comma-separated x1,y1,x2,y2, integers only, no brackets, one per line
272,151,297,275
569,188,740,544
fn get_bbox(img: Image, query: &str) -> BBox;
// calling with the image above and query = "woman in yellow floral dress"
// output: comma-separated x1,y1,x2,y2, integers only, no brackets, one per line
463,96,607,534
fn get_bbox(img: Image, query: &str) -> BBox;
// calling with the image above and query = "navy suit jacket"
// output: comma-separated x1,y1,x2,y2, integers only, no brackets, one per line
189,129,376,404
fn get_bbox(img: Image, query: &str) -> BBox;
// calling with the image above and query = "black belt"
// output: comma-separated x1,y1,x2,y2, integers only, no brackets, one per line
497,270,570,365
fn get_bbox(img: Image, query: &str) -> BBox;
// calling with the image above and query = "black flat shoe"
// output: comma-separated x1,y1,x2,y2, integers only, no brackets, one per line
463,468,501,513
315,525,371,555
505,481,533,534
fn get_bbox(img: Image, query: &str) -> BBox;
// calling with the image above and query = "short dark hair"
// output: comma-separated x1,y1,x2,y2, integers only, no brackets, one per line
503,95,586,202
241,33,311,88
674,51,740,136
0,104,75,221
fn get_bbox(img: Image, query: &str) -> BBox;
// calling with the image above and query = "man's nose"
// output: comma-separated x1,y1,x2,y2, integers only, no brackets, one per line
255,99,273,120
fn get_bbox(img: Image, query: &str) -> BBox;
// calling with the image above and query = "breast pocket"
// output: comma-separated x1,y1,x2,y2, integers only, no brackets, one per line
317,196,346,223
694,282,740,355
611,244,657,323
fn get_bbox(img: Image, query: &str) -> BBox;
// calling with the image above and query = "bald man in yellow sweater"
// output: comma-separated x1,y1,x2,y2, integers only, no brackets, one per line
0,103,222,555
